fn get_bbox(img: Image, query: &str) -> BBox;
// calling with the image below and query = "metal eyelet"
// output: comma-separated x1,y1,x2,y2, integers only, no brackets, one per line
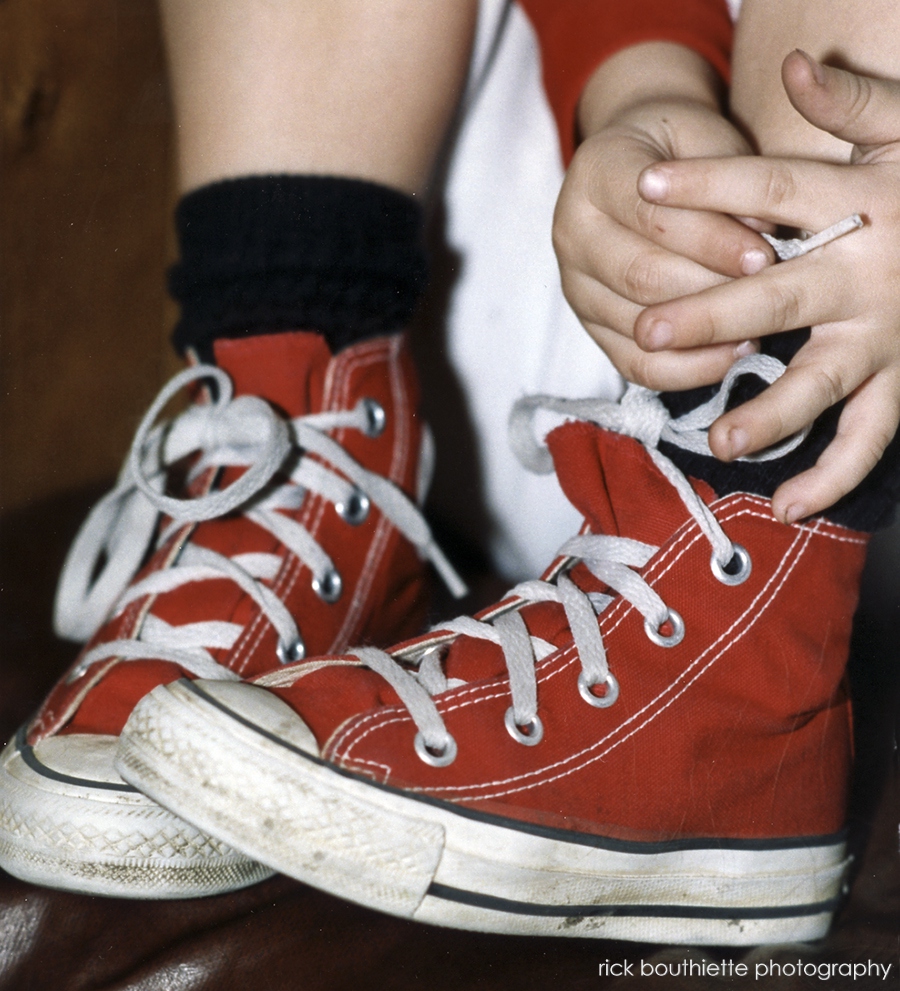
312,568,343,603
361,397,387,437
577,671,620,709
504,707,544,746
335,487,370,526
277,637,306,664
710,544,752,586
414,731,457,767
644,608,685,648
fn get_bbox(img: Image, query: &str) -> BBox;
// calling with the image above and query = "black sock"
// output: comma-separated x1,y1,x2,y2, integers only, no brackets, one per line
658,330,900,532
169,175,428,361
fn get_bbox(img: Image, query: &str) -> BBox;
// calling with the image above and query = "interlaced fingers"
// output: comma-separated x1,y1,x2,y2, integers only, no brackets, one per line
58,364,466,685
341,355,803,766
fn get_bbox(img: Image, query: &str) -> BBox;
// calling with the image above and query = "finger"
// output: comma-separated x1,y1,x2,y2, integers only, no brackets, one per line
770,370,900,523
735,216,778,235
562,270,759,356
582,141,775,277
707,333,873,461
563,271,761,375
566,216,734,306
782,50,900,150
584,322,757,392
615,197,774,279
638,156,864,231
562,269,643,339
634,252,854,351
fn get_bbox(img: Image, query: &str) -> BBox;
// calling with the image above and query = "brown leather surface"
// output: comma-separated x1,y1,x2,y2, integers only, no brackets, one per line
0,492,897,991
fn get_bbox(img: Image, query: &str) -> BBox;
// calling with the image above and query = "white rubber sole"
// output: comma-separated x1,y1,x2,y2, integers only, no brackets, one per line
0,726,274,898
117,679,851,943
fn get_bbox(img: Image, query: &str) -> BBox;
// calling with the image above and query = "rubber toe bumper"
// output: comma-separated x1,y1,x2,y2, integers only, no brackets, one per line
117,680,850,942
0,726,273,898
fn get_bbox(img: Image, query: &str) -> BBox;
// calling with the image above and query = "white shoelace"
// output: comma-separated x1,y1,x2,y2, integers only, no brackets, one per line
57,365,466,684
341,355,807,766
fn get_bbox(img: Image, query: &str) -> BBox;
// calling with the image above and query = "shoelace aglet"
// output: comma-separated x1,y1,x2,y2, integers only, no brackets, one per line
762,213,863,261
427,542,469,599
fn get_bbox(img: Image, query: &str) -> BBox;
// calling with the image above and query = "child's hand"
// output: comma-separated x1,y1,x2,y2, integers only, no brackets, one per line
554,48,776,392
635,53,900,523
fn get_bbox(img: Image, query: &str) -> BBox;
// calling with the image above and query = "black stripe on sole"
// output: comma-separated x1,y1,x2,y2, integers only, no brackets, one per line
14,726,138,794
426,882,839,921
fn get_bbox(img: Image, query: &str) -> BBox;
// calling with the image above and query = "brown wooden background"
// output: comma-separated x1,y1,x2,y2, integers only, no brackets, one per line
1,0,180,517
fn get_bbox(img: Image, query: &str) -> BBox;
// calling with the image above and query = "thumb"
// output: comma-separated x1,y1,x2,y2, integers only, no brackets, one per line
781,49,900,150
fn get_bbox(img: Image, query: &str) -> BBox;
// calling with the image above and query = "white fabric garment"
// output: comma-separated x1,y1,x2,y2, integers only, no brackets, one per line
437,0,741,579
437,0,624,580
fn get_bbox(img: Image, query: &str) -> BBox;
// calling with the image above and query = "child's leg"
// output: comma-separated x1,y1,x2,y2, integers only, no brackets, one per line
160,0,477,360
161,0,476,196
0,0,477,899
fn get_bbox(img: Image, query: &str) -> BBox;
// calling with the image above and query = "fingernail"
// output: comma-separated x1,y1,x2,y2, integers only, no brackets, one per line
796,49,826,86
734,340,758,358
639,169,669,201
783,503,807,525
727,427,749,459
643,319,673,350
741,248,769,275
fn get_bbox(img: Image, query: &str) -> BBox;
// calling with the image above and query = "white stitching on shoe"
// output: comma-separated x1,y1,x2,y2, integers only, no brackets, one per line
41,351,464,734
327,496,863,770
339,519,815,798
325,358,861,784
332,337,410,651
231,339,359,676
32,523,193,739
325,494,738,761
438,524,818,800
232,338,425,672
328,497,760,762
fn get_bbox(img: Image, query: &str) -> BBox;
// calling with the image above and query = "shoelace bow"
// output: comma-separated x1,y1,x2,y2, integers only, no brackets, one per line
341,355,807,766
57,365,466,684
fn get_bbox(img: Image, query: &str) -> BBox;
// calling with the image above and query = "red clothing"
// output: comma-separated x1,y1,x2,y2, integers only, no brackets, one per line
519,0,733,162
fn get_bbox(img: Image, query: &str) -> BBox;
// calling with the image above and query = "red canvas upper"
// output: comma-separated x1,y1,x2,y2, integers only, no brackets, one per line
257,422,867,844
30,331,431,744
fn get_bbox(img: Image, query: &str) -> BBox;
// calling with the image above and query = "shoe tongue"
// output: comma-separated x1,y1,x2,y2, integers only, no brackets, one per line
185,332,333,503
433,423,719,690
545,420,717,548
212,331,334,418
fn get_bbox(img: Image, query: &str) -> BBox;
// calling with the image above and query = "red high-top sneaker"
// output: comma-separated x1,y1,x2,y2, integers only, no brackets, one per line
117,359,868,943
0,330,463,898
